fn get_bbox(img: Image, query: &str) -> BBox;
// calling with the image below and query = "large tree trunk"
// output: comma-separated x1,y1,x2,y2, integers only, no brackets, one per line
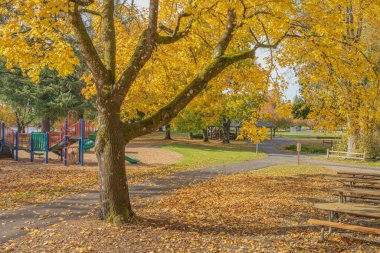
188,132,193,140
202,129,209,142
41,116,51,132
15,113,24,133
346,115,359,156
222,119,231,144
96,103,133,223
165,124,171,139
347,134,358,154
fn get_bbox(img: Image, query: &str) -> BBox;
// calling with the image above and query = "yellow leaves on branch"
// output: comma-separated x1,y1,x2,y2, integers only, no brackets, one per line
0,104,16,125
237,121,270,144
0,0,378,129
0,0,79,82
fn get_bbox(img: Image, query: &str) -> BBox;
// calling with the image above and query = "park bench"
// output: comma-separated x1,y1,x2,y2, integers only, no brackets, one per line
309,171,380,240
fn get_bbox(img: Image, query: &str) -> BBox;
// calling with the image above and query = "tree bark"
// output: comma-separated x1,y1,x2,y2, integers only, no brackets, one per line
202,129,209,142
165,124,171,139
222,119,231,144
15,113,26,133
347,133,358,155
346,114,359,156
188,132,193,140
41,116,51,132
95,102,133,223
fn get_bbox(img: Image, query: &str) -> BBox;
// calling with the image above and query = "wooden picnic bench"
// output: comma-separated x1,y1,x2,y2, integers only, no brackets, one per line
337,171,380,179
309,171,380,240
332,187,380,202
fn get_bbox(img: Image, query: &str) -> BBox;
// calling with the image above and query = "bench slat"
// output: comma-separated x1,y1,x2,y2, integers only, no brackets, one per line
333,187,380,197
338,172,380,177
326,176,380,184
315,202,380,218
308,219,380,235
333,175,380,181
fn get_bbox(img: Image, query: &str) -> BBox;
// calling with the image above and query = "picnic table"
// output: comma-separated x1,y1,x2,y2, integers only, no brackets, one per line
309,171,380,240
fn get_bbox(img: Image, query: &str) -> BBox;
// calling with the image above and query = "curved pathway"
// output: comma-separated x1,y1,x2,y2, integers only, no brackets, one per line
1,138,379,243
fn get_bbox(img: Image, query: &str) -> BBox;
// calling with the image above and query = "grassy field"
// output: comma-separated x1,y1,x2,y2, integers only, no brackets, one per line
284,144,327,154
276,131,342,139
312,156,380,168
161,142,266,170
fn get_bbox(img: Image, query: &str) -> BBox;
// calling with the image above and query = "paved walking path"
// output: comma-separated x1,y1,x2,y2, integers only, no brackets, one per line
1,139,379,243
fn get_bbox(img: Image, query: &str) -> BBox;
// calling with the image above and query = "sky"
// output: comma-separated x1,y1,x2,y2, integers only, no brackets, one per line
135,0,299,100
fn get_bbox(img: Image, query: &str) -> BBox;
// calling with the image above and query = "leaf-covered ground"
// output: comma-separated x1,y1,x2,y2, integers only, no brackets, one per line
0,139,264,210
2,165,379,252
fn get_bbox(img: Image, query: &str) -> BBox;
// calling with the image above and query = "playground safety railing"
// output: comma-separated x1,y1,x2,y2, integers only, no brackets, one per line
84,121,97,139
18,133,31,150
69,121,81,138
5,127,16,146
48,131,63,148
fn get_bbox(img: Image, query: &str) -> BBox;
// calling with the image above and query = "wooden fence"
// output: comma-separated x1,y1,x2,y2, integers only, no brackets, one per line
326,149,366,161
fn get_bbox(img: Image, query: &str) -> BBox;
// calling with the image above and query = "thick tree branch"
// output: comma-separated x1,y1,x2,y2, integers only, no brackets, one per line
123,57,232,140
79,8,101,17
113,0,159,104
70,4,107,89
69,0,94,7
124,46,261,141
213,9,236,58
157,13,193,44
102,0,116,83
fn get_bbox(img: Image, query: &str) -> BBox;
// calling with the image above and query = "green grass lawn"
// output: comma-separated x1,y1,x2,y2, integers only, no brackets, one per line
284,144,327,154
160,143,266,170
276,131,342,139
312,156,380,168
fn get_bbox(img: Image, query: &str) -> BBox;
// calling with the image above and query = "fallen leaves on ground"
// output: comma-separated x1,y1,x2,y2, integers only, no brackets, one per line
0,161,181,210
1,165,379,252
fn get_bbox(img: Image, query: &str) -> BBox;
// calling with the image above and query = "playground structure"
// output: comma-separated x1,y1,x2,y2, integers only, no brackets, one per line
0,111,97,166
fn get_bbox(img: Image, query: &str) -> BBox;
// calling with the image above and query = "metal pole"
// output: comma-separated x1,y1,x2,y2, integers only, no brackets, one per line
15,131,19,161
45,132,49,164
30,133,34,162
1,123,4,149
79,119,85,166
64,119,68,166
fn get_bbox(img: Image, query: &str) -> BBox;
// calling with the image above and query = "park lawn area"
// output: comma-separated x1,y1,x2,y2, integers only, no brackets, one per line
312,156,380,168
276,131,342,139
160,142,266,170
0,141,265,210
284,144,327,154
3,164,379,252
